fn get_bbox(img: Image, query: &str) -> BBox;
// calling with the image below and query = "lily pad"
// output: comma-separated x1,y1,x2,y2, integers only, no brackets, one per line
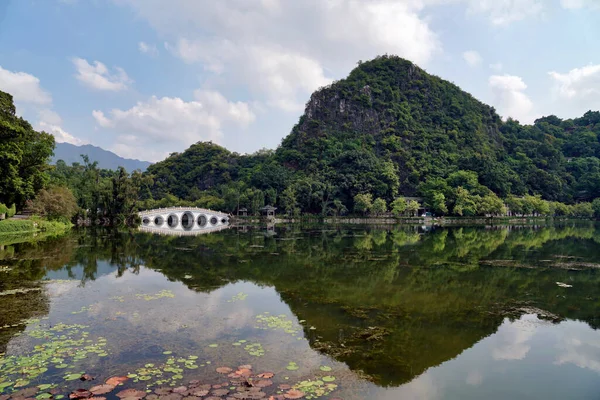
90,384,115,395
286,362,299,371
106,376,128,386
283,389,305,399
116,389,146,399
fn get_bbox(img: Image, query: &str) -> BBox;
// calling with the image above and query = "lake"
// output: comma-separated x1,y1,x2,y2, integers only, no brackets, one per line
1,223,599,400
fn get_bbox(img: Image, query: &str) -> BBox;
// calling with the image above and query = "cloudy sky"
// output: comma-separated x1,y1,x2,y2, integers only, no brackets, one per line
0,0,599,162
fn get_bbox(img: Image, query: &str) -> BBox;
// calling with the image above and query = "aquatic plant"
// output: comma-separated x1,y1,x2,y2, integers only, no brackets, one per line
227,292,248,302
255,313,300,336
135,290,175,301
0,322,108,394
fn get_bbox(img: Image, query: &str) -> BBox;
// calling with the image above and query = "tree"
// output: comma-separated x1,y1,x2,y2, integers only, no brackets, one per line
27,186,78,221
505,196,524,216
0,91,55,209
477,194,506,216
391,197,407,217
432,193,448,215
593,198,600,218
406,200,420,217
332,199,348,216
280,186,298,216
572,202,593,218
354,193,373,215
453,187,476,216
372,198,387,216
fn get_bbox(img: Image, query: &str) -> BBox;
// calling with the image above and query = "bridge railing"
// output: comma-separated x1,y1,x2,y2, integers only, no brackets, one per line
138,206,229,216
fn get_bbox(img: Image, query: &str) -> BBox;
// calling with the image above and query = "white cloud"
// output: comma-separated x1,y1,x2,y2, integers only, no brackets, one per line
72,57,132,91
37,121,87,146
0,66,87,145
465,0,544,25
116,0,442,112
93,91,255,161
38,109,62,125
463,50,482,67
490,62,503,72
0,65,52,105
491,316,537,360
489,74,534,123
554,327,600,374
549,64,600,100
138,41,158,57
560,0,599,10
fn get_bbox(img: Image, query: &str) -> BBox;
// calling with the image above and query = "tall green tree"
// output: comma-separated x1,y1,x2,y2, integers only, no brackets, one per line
0,91,55,208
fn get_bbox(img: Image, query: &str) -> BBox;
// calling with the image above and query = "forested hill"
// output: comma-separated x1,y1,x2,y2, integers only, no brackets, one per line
146,55,600,215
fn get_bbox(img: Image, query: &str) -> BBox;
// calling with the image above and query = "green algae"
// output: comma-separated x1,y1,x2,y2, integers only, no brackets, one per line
255,313,301,336
244,343,265,357
227,292,248,302
135,290,175,301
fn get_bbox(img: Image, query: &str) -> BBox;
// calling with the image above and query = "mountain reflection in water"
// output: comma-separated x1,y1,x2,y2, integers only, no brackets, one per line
0,223,599,399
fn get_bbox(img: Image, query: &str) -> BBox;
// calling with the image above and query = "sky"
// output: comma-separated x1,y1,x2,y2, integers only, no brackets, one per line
1,0,600,162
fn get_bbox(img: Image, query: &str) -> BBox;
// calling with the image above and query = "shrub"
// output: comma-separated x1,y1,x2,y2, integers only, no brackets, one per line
27,186,78,221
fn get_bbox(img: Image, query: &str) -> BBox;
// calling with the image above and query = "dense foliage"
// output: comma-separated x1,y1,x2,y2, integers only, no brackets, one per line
0,91,55,209
49,158,153,225
141,56,600,216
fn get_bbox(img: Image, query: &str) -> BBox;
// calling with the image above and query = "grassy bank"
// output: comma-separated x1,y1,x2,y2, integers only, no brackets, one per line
0,218,72,235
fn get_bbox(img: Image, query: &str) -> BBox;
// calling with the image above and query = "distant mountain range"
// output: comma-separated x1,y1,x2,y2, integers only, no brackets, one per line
52,143,152,172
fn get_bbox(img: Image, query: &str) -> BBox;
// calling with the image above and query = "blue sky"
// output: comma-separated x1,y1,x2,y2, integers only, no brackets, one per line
1,0,599,162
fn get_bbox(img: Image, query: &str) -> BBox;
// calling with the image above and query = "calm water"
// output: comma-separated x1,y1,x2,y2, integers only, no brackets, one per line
1,223,600,399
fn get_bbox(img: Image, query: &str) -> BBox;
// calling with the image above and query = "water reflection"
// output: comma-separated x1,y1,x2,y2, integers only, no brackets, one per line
0,223,599,399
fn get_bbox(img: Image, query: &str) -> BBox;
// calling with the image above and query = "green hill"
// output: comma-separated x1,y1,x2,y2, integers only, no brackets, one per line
145,55,600,215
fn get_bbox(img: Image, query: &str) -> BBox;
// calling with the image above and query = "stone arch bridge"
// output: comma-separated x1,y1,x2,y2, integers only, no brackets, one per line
138,207,231,235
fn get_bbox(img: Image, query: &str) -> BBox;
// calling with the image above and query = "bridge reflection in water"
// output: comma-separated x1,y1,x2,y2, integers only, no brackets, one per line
138,207,230,236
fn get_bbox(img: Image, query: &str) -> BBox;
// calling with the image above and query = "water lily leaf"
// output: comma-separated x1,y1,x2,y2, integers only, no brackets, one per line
253,379,273,388
319,366,332,372
257,372,274,379
284,389,305,399
216,367,232,374
36,393,53,400
208,344,218,348
285,362,299,371
116,389,146,399
322,376,336,382
106,376,128,386
65,374,82,381
69,389,92,399
162,351,172,355
90,384,115,395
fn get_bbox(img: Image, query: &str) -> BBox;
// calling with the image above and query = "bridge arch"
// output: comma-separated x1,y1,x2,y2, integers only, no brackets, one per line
167,214,179,228
198,214,208,227
181,211,195,230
